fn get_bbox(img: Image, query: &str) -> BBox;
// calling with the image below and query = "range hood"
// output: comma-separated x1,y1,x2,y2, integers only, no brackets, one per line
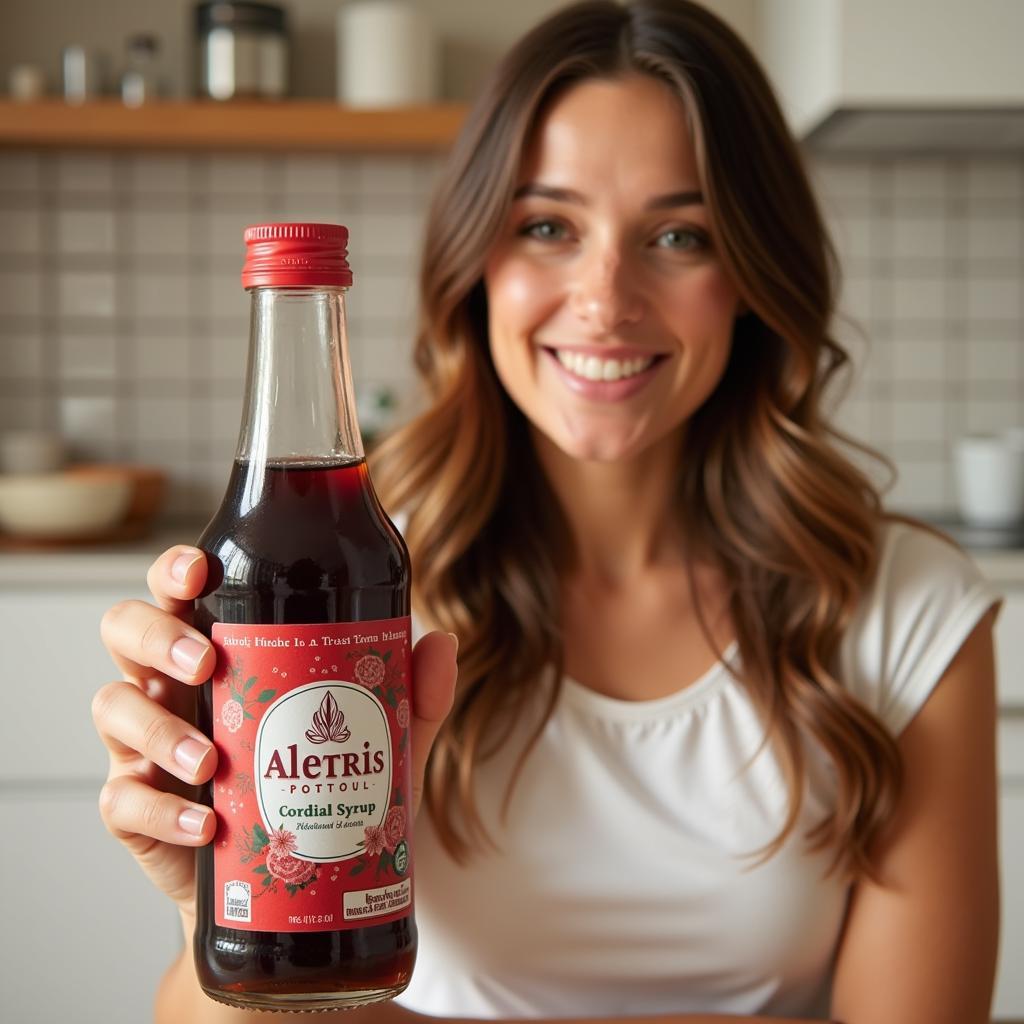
758,0,1024,153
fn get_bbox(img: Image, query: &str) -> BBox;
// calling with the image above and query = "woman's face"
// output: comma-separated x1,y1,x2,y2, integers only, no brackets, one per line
484,74,743,464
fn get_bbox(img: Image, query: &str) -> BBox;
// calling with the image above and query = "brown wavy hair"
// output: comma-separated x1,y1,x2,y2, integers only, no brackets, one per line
372,0,902,877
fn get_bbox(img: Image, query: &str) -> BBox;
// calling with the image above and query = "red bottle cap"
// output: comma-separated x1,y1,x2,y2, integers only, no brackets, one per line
241,223,353,289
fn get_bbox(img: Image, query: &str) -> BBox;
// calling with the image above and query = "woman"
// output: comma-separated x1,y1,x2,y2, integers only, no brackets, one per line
92,2,1002,1021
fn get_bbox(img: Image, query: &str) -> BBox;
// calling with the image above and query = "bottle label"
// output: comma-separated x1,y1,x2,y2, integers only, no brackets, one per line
211,618,413,932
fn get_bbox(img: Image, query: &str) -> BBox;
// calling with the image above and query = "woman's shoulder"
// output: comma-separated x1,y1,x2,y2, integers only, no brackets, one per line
837,516,1002,735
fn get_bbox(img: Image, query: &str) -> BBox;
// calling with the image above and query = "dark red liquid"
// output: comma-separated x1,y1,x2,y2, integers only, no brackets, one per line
193,457,414,1010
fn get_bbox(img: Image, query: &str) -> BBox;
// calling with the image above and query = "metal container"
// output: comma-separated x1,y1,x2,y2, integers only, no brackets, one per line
195,2,288,101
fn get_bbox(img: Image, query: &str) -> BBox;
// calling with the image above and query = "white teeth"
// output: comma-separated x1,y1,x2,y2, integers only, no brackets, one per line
554,350,655,381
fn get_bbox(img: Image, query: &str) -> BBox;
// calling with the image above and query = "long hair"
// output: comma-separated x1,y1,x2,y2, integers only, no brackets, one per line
372,0,901,877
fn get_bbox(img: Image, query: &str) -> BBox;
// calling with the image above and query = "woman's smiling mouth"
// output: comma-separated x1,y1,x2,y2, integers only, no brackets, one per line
542,346,668,399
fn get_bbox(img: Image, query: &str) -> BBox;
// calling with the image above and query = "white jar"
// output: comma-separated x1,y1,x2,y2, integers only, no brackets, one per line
336,0,437,107
954,434,1024,528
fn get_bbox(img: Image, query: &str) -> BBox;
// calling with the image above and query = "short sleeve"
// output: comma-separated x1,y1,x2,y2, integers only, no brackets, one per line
838,521,1003,736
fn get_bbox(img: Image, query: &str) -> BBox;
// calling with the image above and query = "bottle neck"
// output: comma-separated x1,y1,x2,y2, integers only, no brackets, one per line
236,286,364,468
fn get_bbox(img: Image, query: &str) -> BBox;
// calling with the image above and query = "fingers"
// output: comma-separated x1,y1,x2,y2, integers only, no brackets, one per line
146,544,209,618
409,631,458,815
99,773,216,848
92,680,218,783
101,599,214,687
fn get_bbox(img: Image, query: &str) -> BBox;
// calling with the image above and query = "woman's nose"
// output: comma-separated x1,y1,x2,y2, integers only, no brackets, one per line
568,249,644,334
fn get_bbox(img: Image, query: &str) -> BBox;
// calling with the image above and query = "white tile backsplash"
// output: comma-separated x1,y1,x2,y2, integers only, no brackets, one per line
964,397,1024,434
966,338,1020,382
892,215,947,261
57,271,117,318
130,271,190,319
884,458,949,511
206,155,268,195
133,396,191,444
129,211,191,256
58,334,118,380
891,160,948,201
0,331,44,378
891,338,947,382
0,270,42,316
282,154,344,196
56,209,117,254
0,149,1020,521
56,154,115,193
129,154,192,195
58,395,118,445
891,277,948,321
966,216,1022,263
966,278,1021,321
0,153,40,192
891,398,948,445
0,209,43,254
966,161,1022,201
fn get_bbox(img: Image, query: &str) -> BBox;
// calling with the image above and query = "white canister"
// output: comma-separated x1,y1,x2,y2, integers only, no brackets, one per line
953,434,1024,528
337,0,437,107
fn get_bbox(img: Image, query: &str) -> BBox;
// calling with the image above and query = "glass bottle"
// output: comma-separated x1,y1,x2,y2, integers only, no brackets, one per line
193,223,415,1011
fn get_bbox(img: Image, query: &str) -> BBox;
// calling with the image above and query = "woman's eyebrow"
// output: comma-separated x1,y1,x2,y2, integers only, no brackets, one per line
512,183,704,209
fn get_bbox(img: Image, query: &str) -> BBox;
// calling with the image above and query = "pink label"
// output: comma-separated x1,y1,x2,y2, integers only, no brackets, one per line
211,618,413,932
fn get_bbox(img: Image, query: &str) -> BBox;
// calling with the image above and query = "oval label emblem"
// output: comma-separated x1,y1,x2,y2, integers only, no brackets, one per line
254,680,392,861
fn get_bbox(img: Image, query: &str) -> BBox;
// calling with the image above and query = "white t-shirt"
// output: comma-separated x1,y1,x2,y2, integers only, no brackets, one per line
395,520,1001,1019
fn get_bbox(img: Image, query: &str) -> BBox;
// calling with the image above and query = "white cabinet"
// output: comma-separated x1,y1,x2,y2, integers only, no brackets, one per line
1,579,181,1024
757,0,1024,150
3,795,181,1024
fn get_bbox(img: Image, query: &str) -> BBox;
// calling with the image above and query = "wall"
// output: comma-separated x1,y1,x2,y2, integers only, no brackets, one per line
1,149,1020,521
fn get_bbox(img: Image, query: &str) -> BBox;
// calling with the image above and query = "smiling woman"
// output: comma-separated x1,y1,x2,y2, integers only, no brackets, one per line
91,2,1001,1023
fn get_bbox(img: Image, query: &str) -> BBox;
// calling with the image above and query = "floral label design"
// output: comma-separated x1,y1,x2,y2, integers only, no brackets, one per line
211,618,412,932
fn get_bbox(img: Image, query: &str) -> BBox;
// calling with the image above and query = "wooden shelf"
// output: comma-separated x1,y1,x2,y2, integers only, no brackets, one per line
0,99,467,151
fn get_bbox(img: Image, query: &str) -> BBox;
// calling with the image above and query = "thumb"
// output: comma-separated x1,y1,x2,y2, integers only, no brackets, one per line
409,631,458,817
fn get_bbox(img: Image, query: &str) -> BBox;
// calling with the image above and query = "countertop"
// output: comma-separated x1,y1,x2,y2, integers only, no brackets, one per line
2,519,1024,588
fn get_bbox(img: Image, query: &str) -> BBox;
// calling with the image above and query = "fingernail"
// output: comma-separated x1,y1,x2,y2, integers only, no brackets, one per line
447,632,459,656
178,807,210,836
170,636,208,675
171,551,202,584
174,736,211,776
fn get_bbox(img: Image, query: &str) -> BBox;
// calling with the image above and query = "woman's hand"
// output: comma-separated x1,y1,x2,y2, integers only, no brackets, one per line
92,543,458,923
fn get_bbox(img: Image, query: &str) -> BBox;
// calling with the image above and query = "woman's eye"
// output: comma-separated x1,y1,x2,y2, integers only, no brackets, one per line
520,219,569,241
655,228,707,251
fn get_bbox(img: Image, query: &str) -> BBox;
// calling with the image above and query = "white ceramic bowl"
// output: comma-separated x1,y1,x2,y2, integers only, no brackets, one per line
0,469,133,539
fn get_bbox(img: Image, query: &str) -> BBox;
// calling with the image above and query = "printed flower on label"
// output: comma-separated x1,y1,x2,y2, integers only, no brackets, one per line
363,824,387,857
221,699,244,733
355,654,385,687
268,826,297,855
396,698,410,729
383,805,405,850
266,849,315,885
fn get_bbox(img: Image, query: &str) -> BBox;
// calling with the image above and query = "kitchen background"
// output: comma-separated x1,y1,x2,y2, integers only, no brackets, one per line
0,2,1022,1023
1,150,1020,517
0,1,1020,523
